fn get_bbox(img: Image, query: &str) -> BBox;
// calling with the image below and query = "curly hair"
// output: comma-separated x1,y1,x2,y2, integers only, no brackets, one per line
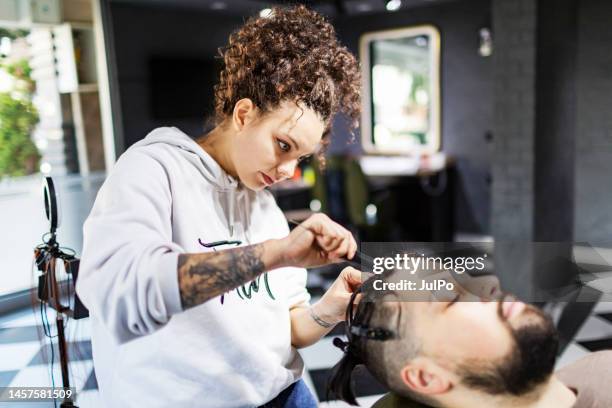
214,5,361,143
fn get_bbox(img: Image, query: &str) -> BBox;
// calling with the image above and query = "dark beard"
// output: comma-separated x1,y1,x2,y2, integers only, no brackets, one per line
458,304,559,396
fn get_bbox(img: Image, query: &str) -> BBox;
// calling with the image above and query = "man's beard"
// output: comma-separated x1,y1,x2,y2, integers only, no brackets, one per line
457,301,559,396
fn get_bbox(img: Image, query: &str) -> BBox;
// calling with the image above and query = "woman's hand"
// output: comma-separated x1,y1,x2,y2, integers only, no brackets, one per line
289,267,363,348
311,267,363,325
279,214,357,268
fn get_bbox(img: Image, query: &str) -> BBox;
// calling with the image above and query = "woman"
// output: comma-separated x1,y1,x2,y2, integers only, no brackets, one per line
77,5,362,408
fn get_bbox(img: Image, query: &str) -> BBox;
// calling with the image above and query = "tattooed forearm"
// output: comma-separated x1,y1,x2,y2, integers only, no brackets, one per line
178,244,267,309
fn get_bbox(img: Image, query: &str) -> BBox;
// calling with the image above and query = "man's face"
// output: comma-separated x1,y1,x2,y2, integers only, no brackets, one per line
407,287,558,396
231,101,324,191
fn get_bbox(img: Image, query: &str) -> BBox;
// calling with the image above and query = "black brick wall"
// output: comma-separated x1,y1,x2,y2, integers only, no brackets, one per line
491,0,537,240
574,0,612,245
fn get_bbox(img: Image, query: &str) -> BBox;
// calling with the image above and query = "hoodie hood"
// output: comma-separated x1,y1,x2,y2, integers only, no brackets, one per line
131,127,237,190
131,127,249,238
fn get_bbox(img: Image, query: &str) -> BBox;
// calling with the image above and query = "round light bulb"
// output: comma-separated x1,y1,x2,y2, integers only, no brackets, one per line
259,8,273,18
386,0,402,11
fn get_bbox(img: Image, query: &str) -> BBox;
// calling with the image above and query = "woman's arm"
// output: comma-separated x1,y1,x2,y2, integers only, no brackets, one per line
290,267,362,348
178,213,357,310
178,240,284,309
290,303,337,348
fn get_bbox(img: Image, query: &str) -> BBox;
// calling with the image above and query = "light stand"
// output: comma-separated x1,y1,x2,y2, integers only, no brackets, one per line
34,177,88,408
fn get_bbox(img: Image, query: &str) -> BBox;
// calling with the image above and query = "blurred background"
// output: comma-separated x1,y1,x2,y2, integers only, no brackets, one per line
0,0,611,406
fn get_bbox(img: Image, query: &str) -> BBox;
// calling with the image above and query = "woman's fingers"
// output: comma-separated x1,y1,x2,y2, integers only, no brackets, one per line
345,229,357,260
303,213,335,236
328,229,355,260
304,214,339,250
316,234,341,253
340,231,357,261
304,214,355,260
328,228,349,260
331,225,357,260
348,233,357,260
342,266,363,291
293,213,359,267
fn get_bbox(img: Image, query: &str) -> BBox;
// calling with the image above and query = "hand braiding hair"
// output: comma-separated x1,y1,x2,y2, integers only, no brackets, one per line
327,285,396,405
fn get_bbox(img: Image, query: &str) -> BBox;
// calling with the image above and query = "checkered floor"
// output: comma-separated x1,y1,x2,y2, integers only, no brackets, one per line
1,295,611,408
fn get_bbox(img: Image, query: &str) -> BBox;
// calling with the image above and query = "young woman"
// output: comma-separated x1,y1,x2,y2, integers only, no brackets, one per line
77,5,361,408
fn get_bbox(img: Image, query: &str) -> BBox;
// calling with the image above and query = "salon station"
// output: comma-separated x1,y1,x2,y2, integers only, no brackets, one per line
0,0,611,407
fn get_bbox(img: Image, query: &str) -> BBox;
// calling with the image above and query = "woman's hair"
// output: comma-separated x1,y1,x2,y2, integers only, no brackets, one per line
214,5,361,145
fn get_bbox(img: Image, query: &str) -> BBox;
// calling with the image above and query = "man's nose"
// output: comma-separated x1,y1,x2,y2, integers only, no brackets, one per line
277,160,298,180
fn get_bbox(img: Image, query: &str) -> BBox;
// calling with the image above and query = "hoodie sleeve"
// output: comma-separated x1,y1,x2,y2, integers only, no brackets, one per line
76,148,184,344
283,265,311,309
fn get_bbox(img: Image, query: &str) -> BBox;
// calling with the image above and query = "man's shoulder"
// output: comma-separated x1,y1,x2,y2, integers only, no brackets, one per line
555,351,612,407
558,350,612,372
557,350,612,383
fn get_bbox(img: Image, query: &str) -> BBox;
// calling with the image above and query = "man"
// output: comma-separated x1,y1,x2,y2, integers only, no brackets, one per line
328,272,612,408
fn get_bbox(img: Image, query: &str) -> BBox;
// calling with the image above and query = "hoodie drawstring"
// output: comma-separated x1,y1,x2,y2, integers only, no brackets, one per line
228,188,235,238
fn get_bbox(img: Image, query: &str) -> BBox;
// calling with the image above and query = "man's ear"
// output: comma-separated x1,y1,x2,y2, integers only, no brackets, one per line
400,357,452,397
232,98,258,131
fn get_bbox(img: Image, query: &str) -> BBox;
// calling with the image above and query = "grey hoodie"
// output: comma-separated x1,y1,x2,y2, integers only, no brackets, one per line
77,127,310,407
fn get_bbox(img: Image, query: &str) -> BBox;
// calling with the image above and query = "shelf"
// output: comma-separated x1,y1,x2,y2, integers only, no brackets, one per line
77,83,98,93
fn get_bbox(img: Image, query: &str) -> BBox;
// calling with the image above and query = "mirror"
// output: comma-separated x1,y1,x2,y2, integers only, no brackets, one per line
360,25,441,155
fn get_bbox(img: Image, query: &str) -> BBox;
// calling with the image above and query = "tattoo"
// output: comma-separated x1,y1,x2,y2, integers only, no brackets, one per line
178,244,266,309
309,306,334,328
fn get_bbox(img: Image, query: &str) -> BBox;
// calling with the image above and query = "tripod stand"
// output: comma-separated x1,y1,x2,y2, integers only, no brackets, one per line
35,235,80,407
34,177,88,408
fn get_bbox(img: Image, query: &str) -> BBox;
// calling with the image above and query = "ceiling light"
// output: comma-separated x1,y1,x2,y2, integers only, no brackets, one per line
479,27,493,57
259,8,273,18
210,1,226,10
386,0,402,11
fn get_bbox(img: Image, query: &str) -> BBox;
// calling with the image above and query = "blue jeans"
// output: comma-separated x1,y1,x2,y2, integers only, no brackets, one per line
259,379,318,408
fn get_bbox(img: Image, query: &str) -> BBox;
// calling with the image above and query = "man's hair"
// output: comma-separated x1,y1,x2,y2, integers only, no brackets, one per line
214,5,361,145
327,276,434,406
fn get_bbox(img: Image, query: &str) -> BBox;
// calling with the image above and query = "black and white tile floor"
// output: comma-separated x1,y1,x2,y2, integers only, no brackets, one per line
1,298,611,408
